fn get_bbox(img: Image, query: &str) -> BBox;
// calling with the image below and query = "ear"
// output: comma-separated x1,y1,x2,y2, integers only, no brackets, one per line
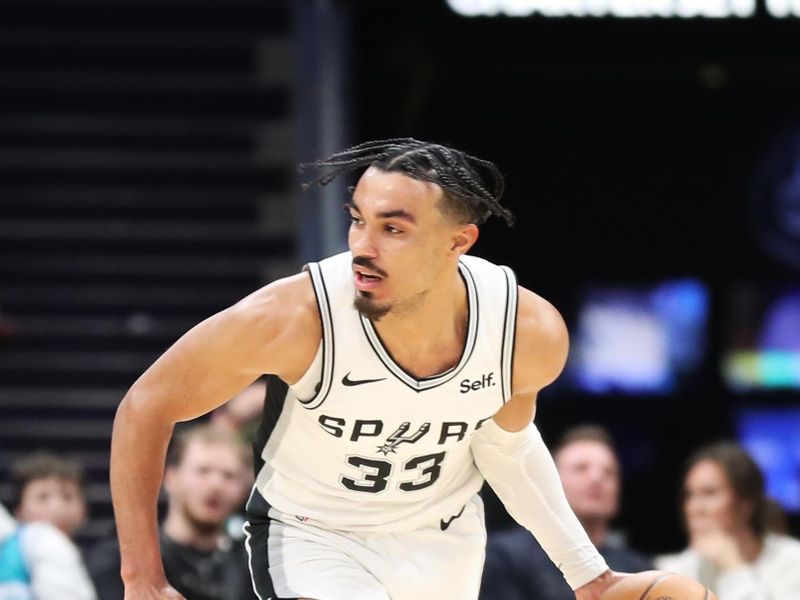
449,223,479,257
76,497,89,528
163,465,177,496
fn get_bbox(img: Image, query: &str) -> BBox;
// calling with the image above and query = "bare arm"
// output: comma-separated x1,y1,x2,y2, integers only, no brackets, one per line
493,286,570,431
111,273,320,597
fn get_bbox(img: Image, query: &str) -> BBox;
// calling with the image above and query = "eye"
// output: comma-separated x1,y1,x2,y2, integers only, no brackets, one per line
385,224,402,234
342,204,363,226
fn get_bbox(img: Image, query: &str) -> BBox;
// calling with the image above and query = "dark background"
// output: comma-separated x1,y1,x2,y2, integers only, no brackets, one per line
352,0,800,552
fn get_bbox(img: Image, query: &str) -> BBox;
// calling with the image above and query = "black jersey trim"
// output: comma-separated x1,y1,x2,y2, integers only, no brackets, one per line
459,261,481,367
253,375,290,477
500,266,518,402
358,260,479,393
244,489,300,600
243,488,276,600
299,262,334,410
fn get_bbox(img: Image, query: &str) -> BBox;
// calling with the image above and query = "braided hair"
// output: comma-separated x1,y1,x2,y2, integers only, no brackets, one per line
300,138,514,226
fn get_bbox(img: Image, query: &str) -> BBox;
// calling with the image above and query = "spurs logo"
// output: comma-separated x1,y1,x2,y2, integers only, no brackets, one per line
376,422,430,455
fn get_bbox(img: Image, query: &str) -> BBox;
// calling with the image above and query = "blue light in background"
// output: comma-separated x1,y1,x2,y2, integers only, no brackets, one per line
737,408,800,512
570,279,709,394
723,287,800,390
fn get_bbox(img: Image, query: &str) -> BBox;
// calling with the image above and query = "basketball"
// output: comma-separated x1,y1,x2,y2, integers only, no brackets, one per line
600,571,718,600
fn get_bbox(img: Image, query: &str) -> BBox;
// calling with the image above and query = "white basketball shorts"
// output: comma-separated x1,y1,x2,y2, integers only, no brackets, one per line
243,488,487,600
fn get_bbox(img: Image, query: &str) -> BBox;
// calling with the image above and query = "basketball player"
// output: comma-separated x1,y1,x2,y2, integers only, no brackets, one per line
110,139,621,599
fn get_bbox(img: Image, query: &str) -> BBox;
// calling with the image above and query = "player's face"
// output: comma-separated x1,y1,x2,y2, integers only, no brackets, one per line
347,167,468,320
165,440,246,532
555,441,620,523
16,476,87,537
683,459,743,537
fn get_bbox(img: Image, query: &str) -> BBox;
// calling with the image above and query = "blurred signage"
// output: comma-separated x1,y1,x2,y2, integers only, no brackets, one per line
565,280,708,395
747,128,800,269
447,0,799,17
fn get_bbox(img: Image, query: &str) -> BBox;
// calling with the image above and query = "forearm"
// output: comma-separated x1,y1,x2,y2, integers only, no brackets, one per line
110,393,174,586
471,420,608,590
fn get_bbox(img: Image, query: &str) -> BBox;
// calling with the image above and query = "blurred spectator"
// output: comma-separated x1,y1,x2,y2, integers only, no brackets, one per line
480,425,652,600
210,379,266,443
0,502,97,600
210,379,267,539
656,441,800,599
10,452,88,538
86,423,256,600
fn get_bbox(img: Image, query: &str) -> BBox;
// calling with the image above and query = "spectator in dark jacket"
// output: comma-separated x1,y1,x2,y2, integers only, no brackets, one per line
86,424,256,600
481,425,652,600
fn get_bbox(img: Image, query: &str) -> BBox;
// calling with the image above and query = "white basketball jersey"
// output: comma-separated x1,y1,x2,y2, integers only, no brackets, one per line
252,251,518,533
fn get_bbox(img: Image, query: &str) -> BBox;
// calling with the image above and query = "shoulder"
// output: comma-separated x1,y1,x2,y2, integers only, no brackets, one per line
758,535,800,590
218,271,321,381
227,271,319,337
20,522,81,559
511,286,569,396
516,287,567,341
763,534,800,561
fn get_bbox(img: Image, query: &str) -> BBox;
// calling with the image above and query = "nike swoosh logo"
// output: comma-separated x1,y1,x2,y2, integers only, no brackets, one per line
342,373,387,386
440,505,465,531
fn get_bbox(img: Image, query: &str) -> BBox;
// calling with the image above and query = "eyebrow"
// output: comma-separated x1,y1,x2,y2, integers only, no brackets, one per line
346,201,417,224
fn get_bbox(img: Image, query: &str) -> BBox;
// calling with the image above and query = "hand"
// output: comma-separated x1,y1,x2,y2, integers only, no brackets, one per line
691,530,745,571
574,570,627,600
124,582,186,600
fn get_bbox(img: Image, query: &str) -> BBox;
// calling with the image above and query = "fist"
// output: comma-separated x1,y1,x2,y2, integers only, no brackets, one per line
691,530,744,571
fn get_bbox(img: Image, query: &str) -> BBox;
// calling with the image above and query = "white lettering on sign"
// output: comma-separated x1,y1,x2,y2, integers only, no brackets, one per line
766,0,800,16
446,0,760,17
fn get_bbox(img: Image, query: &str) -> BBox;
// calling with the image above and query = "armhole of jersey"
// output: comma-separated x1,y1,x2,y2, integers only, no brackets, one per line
300,262,334,409
500,266,518,403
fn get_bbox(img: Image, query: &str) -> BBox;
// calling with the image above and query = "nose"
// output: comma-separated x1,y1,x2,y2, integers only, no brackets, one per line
685,493,703,518
349,225,378,258
586,465,604,485
47,498,70,528
205,468,225,488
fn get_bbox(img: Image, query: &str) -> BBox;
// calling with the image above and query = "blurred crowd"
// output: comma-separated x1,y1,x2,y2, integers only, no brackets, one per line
2,380,800,600
0,380,267,600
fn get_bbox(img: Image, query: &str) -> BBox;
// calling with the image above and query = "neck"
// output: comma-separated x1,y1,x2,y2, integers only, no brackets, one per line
373,266,468,378
579,517,610,548
736,528,765,563
162,509,223,553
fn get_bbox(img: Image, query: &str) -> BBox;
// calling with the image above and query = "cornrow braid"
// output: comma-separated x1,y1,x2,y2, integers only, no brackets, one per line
300,138,514,226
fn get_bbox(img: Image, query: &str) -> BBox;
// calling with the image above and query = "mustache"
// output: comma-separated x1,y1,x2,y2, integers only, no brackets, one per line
352,256,388,278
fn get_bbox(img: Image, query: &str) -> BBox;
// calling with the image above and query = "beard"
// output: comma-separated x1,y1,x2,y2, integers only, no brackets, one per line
354,291,391,322
179,501,226,536
353,289,428,322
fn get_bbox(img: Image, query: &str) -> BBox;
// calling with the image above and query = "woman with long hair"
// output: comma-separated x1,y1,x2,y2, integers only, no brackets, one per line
656,442,800,599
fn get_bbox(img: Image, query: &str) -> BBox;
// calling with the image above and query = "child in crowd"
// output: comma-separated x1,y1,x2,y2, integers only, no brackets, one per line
10,452,88,539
